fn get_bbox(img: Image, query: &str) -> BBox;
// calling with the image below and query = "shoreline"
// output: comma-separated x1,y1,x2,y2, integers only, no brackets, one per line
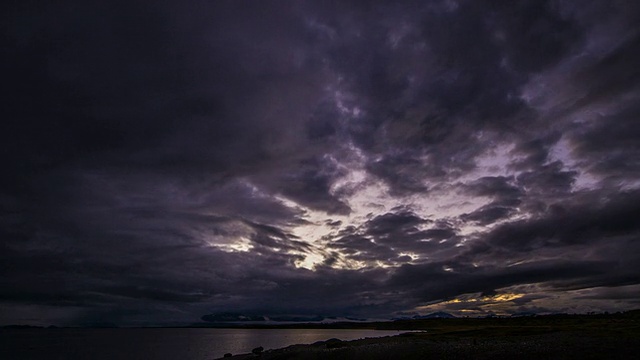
217,332,639,360
216,318,640,360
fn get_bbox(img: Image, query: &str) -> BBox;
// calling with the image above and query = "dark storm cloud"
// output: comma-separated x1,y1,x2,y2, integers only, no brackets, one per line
385,258,615,304
1,0,339,195
327,210,461,265
574,285,640,301
516,161,577,195
572,99,640,178
2,0,640,325
273,156,351,215
567,31,640,113
1,0,345,314
464,176,522,200
365,210,429,236
245,221,311,253
364,211,457,247
390,191,640,313
510,135,562,169
461,205,514,225
479,189,640,252
316,0,585,192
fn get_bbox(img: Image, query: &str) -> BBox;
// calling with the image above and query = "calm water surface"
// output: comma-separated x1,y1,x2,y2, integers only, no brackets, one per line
0,328,405,359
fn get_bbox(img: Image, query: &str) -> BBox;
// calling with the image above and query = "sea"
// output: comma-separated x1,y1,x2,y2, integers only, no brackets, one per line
0,328,405,360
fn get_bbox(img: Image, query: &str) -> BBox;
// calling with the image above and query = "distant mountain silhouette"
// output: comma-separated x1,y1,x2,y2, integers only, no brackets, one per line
415,311,456,319
0,324,44,329
511,311,537,317
268,315,325,322
201,312,266,322
200,313,331,323
393,311,456,320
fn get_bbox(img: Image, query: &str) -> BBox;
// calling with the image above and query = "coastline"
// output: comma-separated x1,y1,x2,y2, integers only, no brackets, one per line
216,317,640,360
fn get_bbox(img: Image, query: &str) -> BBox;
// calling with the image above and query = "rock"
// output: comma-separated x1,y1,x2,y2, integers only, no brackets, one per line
325,338,344,349
223,353,232,358
252,346,264,355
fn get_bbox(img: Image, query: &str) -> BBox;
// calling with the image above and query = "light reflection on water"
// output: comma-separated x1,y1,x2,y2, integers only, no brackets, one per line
0,328,405,360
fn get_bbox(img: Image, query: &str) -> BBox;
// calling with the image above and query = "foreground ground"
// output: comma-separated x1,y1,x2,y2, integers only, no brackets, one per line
217,315,640,359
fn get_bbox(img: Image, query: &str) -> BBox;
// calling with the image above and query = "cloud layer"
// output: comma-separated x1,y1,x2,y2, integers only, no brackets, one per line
1,0,639,325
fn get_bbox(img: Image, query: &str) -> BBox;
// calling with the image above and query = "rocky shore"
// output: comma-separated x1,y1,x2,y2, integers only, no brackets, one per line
216,322,639,360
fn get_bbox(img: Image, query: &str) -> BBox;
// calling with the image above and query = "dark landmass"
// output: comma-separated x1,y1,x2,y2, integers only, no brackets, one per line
393,311,457,320
0,325,45,329
200,313,363,324
216,311,640,359
4,310,639,331
193,310,640,330
188,321,378,329
200,313,327,323
202,313,267,322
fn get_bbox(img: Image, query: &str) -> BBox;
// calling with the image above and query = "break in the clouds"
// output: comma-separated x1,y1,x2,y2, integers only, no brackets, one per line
1,0,639,326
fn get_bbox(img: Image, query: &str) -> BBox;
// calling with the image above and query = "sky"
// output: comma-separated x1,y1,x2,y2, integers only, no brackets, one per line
1,0,640,326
